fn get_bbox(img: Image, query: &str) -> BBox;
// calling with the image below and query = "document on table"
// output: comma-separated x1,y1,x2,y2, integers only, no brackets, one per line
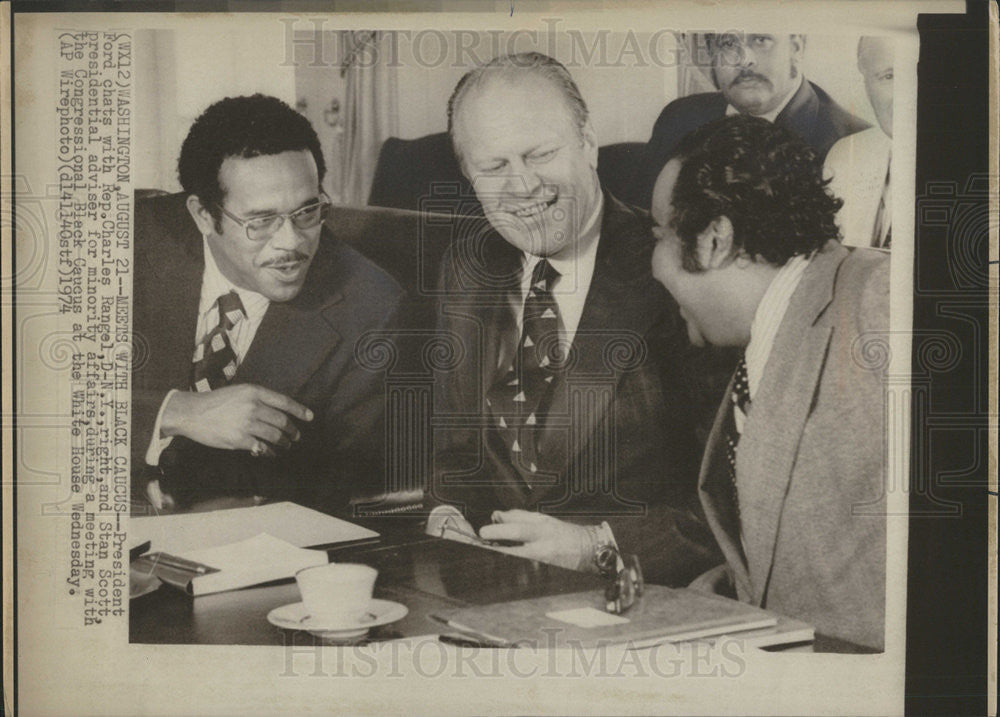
129,501,379,554
146,533,329,596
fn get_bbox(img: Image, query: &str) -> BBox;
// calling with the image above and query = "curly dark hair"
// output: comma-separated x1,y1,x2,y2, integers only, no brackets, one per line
668,114,842,270
178,94,326,231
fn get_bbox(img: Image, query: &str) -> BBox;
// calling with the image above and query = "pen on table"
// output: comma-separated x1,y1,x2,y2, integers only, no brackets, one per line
129,540,151,563
429,614,513,648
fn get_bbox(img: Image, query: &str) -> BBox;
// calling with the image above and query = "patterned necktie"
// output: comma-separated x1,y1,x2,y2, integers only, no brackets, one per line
190,291,246,393
723,356,751,516
488,259,562,483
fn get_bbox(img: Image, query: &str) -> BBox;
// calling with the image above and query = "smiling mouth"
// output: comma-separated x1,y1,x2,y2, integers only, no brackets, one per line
266,258,308,278
502,194,558,219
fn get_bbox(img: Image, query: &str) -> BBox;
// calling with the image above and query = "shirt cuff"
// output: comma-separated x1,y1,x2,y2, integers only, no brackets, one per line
144,388,178,466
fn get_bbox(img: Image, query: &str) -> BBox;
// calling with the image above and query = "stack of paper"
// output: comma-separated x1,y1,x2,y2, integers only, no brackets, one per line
130,502,380,596
130,501,379,554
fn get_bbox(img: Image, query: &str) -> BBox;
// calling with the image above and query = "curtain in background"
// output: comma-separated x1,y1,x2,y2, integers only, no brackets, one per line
340,31,398,205
133,29,177,191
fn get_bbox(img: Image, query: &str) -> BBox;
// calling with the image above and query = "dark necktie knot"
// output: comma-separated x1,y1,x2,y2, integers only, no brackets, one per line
216,290,247,330
190,291,246,393
530,258,559,292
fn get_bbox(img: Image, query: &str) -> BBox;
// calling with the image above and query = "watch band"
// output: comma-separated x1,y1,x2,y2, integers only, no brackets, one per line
587,522,624,578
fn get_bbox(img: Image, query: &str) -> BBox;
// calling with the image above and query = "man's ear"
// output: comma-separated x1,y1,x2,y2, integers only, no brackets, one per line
186,195,216,237
789,34,806,62
694,216,735,269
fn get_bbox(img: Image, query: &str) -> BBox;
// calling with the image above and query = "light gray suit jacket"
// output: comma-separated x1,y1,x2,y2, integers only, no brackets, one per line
699,240,889,651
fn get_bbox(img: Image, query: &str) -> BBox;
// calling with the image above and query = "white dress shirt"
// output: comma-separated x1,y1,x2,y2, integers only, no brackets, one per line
737,252,812,433
145,240,270,465
514,191,604,351
510,193,617,560
726,72,804,123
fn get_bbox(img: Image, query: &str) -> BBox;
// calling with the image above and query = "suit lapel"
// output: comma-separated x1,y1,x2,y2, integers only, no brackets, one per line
143,208,203,391
776,80,820,145
698,375,753,599
736,243,847,605
531,193,666,503
236,235,344,396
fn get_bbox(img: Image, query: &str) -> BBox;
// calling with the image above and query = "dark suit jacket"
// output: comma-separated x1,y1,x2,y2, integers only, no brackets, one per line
132,193,403,512
632,79,871,208
700,241,888,650
428,192,722,586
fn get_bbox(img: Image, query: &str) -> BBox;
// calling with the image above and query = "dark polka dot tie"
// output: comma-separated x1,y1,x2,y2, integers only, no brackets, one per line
724,356,751,516
487,259,562,486
190,291,245,393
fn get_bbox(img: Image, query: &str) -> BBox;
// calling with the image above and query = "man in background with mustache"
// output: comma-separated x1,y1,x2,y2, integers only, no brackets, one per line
132,94,402,512
426,53,720,586
633,33,869,209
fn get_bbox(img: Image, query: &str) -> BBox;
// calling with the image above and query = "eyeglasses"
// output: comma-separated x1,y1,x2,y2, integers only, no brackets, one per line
216,197,331,242
711,33,777,66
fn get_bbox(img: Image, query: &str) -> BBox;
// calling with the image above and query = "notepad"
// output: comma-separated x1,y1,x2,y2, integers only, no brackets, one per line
179,533,329,596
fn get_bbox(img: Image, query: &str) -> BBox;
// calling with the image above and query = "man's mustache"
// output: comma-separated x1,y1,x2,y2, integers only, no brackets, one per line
730,71,772,88
262,251,310,267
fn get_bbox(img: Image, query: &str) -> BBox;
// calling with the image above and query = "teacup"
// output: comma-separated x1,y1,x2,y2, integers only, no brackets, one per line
295,563,377,625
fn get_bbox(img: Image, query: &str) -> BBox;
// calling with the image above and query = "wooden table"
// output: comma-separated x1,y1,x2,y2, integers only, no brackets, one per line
130,511,870,652
129,516,603,646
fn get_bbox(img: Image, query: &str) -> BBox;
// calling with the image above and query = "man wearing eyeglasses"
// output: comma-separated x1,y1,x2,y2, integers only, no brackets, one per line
632,33,869,209
132,94,402,512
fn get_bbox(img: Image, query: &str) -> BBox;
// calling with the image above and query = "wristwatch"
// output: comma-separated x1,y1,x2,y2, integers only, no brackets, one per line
587,522,622,579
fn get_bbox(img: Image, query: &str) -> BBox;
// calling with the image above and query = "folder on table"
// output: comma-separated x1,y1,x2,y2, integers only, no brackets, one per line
433,585,792,649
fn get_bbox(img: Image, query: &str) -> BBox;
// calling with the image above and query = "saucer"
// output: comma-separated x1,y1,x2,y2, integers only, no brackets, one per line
267,599,408,640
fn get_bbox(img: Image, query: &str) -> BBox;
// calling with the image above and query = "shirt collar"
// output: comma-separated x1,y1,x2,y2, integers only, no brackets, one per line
744,251,812,397
725,72,804,123
200,240,271,320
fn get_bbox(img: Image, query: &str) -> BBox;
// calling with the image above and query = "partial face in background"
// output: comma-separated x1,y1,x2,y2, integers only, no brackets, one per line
858,37,894,137
711,34,805,116
188,150,323,302
650,160,745,347
451,74,601,259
